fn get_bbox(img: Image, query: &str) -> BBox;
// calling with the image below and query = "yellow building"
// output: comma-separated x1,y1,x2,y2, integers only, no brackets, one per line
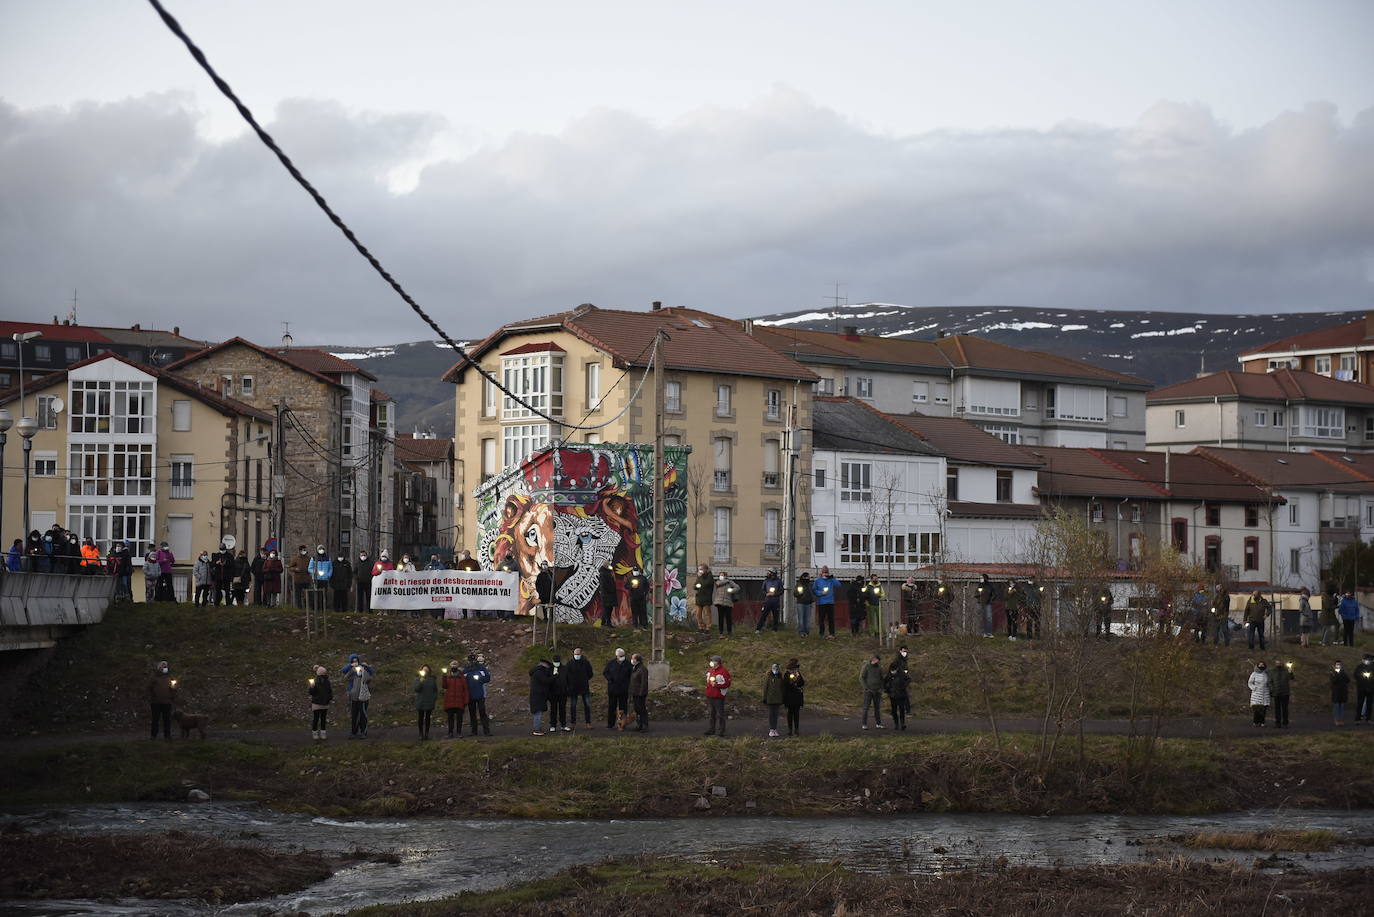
0,353,272,592
444,304,816,576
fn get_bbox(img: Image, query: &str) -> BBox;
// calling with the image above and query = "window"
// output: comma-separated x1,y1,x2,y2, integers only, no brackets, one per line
34,344,51,362
1174,409,1186,428
67,503,152,556
1204,536,1222,572
715,384,732,417
1129,504,1142,523
815,377,835,396
33,450,57,477
1113,440,1128,450
483,377,497,417
846,376,874,398
169,454,194,499
342,416,353,457
1111,396,1127,418
763,509,780,555
1024,388,1038,411
481,438,496,480
1368,503,1374,527
1252,410,1267,427
1367,417,1374,442
69,380,153,434
906,532,942,563
255,460,263,504
0,343,14,359
913,381,929,404
1289,502,1300,526
1171,518,1188,552
585,432,602,444
839,532,871,566
713,507,731,561
766,389,782,420
962,379,1020,417
502,423,550,467
1297,406,1344,438
375,403,390,426
1052,384,1106,422
946,467,959,501
664,381,682,413
840,462,872,502
1089,501,1103,523
1290,548,1302,574
240,376,255,397
221,375,234,395
1339,354,1358,380
763,439,780,488
713,437,731,491
1244,505,1259,527
813,530,826,555
1273,410,1285,426
813,466,826,489
171,400,191,432
934,382,950,405
64,345,81,362
68,443,153,496
981,424,1020,444
501,352,564,419
1268,358,1296,371
1129,533,1142,564
996,469,1013,503
663,434,682,446
0,373,8,388
584,362,601,409
1244,537,1259,571
1205,504,1220,527
36,394,58,430
1315,355,1332,375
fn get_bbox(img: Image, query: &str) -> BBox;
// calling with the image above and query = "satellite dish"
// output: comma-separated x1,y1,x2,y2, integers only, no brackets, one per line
222,534,237,551
50,397,64,414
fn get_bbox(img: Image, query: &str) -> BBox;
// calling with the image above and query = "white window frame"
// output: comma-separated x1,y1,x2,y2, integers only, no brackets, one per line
584,362,601,410
913,381,929,404
766,389,782,420
169,454,194,499
763,509,780,555
33,450,57,477
502,423,551,467
980,424,1020,444
840,461,872,503
963,379,1021,417
240,375,255,398
483,377,497,417
1289,502,1300,526
36,394,59,430
1315,355,1332,375
1175,409,1186,428
712,507,731,562
664,381,682,413
1254,410,1267,427
501,353,564,420
762,439,780,488
1053,384,1106,423
713,437,732,492
1111,396,1128,418
715,384,732,418
934,382,950,405
171,399,191,432
481,437,497,479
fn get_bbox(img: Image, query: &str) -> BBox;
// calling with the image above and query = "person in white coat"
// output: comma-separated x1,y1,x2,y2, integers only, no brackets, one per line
1248,661,1272,727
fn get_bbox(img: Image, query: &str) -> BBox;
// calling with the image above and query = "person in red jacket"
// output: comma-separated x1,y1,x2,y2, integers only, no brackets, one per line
441,659,471,738
704,655,732,737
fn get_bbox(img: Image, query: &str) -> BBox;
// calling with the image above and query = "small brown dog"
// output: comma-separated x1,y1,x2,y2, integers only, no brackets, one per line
173,710,209,739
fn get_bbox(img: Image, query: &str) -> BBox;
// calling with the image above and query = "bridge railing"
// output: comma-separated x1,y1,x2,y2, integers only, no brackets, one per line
0,571,115,629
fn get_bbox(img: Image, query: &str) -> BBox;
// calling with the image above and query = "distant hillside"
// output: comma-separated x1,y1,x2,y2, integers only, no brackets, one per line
315,306,1363,438
753,305,1364,385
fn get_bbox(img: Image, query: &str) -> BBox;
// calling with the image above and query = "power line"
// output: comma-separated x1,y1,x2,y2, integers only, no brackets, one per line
146,0,607,431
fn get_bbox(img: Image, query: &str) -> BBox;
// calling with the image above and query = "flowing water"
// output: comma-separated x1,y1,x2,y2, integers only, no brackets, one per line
3,804,1372,916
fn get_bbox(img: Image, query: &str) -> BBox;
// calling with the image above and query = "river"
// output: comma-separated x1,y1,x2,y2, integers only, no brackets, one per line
3,804,1372,915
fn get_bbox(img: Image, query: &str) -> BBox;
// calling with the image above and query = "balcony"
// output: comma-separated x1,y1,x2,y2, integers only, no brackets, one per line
712,541,731,562
762,471,779,488
713,470,731,492
765,404,781,421
169,483,193,500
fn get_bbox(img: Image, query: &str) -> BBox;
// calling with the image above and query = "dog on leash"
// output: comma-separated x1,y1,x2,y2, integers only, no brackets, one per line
173,710,209,739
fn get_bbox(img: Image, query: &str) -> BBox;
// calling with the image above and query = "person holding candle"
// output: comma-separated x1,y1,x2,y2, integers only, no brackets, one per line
846,576,867,637
703,655,732,736
627,568,650,630
1355,652,1374,724
1244,591,1271,650
1331,662,1350,726
782,658,805,736
762,661,785,737
415,664,438,740
692,564,714,633
308,665,332,741
441,659,470,738
794,572,814,637
813,566,840,639
1247,661,1272,727
148,660,176,740
463,653,492,736
756,569,782,632
340,653,375,739
713,572,740,637
1269,658,1293,728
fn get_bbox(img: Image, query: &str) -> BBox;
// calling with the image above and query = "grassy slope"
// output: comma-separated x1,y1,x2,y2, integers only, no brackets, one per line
3,731,1370,818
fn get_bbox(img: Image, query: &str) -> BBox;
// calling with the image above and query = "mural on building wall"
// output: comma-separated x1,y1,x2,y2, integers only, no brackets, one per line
474,443,690,624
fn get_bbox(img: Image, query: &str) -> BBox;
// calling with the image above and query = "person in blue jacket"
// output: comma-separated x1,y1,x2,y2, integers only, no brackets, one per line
308,546,333,606
813,566,841,638
339,652,375,739
1337,591,1361,647
464,652,492,736
5,539,22,572
756,569,783,632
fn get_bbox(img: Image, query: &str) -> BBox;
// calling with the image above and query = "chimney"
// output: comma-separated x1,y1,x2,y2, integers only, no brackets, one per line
844,325,860,341
937,329,949,338
132,323,141,331
651,301,662,311
743,318,755,335
173,326,180,336
1365,310,1374,341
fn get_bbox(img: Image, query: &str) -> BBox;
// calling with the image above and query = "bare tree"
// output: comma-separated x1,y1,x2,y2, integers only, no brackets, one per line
686,456,711,567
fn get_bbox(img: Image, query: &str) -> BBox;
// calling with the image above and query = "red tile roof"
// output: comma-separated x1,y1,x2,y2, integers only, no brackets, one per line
166,337,347,389
1092,449,1272,503
278,348,377,382
1193,447,1374,493
883,413,1043,466
0,320,114,343
1311,450,1374,484
444,305,816,383
1240,317,1367,356
1147,369,1374,405
947,501,1043,519
502,342,566,356
395,435,454,463
1029,447,1168,499
370,388,394,403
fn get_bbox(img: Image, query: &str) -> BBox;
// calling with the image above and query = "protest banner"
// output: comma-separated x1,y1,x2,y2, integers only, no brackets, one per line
370,569,518,614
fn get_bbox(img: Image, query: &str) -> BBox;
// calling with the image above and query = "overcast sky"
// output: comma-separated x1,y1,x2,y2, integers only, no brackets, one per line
1,0,1372,345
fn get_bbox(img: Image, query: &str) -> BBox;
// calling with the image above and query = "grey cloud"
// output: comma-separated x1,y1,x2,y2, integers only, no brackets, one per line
1,90,1371,345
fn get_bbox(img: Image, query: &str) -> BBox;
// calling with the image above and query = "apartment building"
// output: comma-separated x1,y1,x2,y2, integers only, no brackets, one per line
0,353,271,566
1238,312,1374,381
445,303,816,574
1030,446,1168,569
395,433,454,560
168,338,395,556
750,324,1152,448
0,319,205,391
1146,369,1374,453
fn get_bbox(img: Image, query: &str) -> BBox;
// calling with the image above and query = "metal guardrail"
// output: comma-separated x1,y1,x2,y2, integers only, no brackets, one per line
0,571,115,630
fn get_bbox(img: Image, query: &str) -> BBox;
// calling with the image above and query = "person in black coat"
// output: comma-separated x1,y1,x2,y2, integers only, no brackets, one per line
535,562,556,620
308,665,333,740
603,648,632,729
547,654,569,732
528,659,554,735
249,549,267,605
782,658,805,737
598,561,618,627
627,568,650,629
1331,662,1351,726
212,546,235,606
884,661,911,730
566,646,595,728
847,576,867,636
330,555,353,612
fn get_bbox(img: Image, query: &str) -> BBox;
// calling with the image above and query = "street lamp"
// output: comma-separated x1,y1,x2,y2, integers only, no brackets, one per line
12,331,42,420
16,416,38,556
0,409,10,553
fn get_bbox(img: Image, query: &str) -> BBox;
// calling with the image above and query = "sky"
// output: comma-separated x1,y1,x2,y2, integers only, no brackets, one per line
1,0,1372,346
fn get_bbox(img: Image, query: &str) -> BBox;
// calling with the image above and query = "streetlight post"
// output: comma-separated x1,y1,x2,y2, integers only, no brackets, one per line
0,409,11,551
16,416,38,555
12,331,41,420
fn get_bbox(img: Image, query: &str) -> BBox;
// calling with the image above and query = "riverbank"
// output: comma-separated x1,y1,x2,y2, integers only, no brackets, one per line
3,731,1370,818
348,854,1374,916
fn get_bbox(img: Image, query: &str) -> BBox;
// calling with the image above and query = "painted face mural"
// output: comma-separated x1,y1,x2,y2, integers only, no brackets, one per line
476,444,689,625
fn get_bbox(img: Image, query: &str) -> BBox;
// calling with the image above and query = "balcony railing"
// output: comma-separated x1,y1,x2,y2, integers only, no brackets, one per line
169,483,193,499
713,470,731,492
712,541,731,562
762,471,779,488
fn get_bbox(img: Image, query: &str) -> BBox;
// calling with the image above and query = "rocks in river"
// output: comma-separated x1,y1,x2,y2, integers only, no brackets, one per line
693,797,711,811
187,788,211,802
710,785,727,797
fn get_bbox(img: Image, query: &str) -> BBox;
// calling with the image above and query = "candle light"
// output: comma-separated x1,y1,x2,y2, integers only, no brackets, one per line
308,678,315,686
170,680,177,688
418,669,425,676
768,587,776,595
821,587,830,595
1285,662,1293,671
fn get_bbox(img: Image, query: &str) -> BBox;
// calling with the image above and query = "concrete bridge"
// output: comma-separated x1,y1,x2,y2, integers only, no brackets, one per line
0,571,114,651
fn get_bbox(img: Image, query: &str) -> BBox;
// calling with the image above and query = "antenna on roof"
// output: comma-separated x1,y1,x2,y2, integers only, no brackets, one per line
281,321,293,348
828,282,845,334
68,288,78,325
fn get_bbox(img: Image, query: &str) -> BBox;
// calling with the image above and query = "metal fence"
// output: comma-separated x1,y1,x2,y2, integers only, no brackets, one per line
0,571,115,630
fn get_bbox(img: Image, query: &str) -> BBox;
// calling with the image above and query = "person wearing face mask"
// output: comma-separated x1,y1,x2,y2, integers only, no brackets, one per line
566,646,595,728
712,571,740,637
329,553,353,612
232,550,251,605
463,653,492,736
813,566,840,638
212,543,235,606
455,550,481,618
794,572,814,637
308,546,333,600
603,647,632,729
693,564,714,633
192,550,214,607
354,551,373,612
627,653,649,732
703,655,732,737
782,659,805,737
249,548,267,606
757,570,782,632
396,554,416,573
762,661,785,737
598,561,618,628
148,661,177,740
1356,652,1374,724
143,547,160,603
441,659,470,738
627,568,650,630
308,665,332,741
288,546,311,608
1330,662,1350,726
884,660,911,730
892,646,910,677
1248,661,1272,727
341,653,375,739
261,549,284,606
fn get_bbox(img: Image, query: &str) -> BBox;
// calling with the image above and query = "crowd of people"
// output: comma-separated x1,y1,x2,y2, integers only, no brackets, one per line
1248,651,1374,727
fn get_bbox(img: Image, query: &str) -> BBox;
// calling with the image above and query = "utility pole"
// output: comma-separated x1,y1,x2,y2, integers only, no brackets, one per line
781,385,800,627
273,401,286,554
649,328,671,688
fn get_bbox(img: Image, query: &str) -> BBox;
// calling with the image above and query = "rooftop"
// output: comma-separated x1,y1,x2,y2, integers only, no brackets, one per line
395,434,454,463
811,397,940,456
1092,449,1273,503
1029,446,1167,499
1240,316,1368,357
1193,446,1374,493
1147,369,1374,405
883,413,1043,467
